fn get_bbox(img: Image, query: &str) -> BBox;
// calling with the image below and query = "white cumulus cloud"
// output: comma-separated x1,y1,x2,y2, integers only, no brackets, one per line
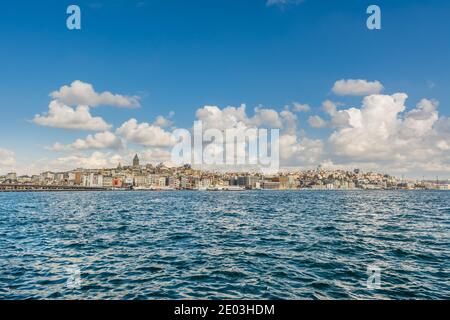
116,119,175,147
293,102,311,112
327,94,450,175
33,101,112,131
51,80,140,108
332,79,384,96
195,104,295,131
153,112,175,128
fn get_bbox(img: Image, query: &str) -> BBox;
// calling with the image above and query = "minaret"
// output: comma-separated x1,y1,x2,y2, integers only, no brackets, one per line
133,154,140,168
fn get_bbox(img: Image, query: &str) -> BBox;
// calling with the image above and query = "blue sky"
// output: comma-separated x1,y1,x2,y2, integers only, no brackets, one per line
1,0,449,177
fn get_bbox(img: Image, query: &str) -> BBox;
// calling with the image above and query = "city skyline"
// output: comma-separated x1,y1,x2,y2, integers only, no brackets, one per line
2,153,449,192
1,0,450,179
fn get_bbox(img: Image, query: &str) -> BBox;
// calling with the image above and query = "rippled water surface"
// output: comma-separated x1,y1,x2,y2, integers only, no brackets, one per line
0,190,449,299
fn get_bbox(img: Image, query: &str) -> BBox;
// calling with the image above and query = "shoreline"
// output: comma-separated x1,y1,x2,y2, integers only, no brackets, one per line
0,187,447,193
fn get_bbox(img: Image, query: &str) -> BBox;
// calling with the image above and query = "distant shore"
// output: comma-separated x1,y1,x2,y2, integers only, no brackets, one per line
0,185,447,192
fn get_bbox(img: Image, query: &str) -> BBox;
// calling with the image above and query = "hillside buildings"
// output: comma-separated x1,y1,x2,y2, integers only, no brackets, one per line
1,156,449,191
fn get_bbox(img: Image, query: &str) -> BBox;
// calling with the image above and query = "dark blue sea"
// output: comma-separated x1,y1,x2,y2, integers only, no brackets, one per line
0,190,449,299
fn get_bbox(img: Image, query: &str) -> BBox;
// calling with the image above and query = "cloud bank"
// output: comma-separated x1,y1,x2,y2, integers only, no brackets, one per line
13,79,450,178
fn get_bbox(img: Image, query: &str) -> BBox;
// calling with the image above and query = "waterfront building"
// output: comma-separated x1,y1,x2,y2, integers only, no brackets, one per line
242,176,261,189
158,176,167,188
221,179,230,187
17,175,31,183
237,176,246,187
229,177,238,186
148,174,160,186
123,177,134,187
67,172,76,182
6,172,17,181
134,175,147,187
181,176,194,189
287,176,298,189
40,171,54,181
73,172,83,185
262,181,280,189
167,176,180,189
201,178,211,188
277,176,289,189
54,173,64,183
103,176,113,188
83,173,103,188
